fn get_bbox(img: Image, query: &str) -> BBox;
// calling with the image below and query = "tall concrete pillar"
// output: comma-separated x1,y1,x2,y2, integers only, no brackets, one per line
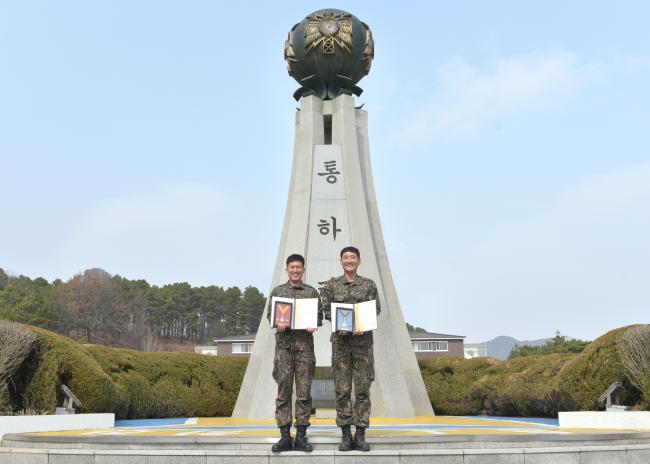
232,94,433,419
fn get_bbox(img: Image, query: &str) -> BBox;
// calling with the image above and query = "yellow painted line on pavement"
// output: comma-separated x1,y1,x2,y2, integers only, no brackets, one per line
367,416,535,427
196,417,276,426
441,429,532,435
200,415,536,427
557,427,650,434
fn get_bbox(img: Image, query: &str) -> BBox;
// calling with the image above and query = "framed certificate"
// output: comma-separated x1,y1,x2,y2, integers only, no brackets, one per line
271,296,319,330
335,306,355,333
271,297,294,328
331,300,377,333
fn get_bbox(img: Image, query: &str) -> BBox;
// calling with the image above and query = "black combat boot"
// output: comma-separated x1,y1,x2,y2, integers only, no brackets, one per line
338,425,354,451
293,425,313,452
354,426,370,451
271,425,293,452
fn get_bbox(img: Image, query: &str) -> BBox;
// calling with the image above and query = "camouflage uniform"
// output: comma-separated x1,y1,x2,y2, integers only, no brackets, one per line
321,275,381,428
267,280,322,427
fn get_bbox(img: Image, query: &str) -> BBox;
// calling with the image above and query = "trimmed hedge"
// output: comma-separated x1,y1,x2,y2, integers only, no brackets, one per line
21,327,117,414
9,324,643,418
15,326,248,419
420,354,575,416
557,325,640,410
86,344,246,418
420,325,641,417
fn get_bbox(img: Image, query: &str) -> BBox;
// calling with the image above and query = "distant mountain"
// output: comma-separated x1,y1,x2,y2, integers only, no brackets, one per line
484,336,550,360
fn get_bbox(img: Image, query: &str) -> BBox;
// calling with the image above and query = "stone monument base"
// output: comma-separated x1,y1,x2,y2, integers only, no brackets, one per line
4,416,650,463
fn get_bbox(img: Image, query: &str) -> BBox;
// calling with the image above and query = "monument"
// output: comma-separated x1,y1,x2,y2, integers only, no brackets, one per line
5,9,650,464
233,8,433,419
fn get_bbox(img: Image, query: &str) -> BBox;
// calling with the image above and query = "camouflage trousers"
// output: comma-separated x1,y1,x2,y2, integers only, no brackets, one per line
332,336,375,427
272,346,316,427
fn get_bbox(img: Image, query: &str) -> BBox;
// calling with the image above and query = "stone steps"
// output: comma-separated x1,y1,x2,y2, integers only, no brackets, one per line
2,444,650,464
4,433,650,463
5,432,650,449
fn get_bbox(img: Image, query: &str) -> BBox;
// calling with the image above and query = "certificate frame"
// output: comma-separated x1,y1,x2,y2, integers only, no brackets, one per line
271,298,294,328
335,306,355,333
331,300,377,333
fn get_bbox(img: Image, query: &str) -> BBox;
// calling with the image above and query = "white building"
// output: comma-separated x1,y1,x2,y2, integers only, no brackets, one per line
464,342,487,359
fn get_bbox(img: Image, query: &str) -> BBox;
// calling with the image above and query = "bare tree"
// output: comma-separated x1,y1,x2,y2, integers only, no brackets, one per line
142,327,161,352
618,325,650,406
113,278,150,349
58,269,122,344
0,321,38,413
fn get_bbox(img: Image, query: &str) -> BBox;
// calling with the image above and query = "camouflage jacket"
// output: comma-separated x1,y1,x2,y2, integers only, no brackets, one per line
321,274,381,345
266,280,323,351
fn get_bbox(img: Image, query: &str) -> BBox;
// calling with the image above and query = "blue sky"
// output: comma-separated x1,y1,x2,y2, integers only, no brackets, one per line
1,1,649,342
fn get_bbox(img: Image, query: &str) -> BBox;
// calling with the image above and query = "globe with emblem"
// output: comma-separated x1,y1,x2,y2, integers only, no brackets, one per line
284,9,374,101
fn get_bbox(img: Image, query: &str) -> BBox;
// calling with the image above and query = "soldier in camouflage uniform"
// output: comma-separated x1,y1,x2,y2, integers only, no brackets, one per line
321,246,380,452
267,254,322,453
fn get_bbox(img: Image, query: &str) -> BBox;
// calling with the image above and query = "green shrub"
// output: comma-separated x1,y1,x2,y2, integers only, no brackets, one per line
420,326,641,417
12,325,247,419
21,327,118,414
9,324,642,419
509,333,590,359
420,353,575,416
558,325,640,410
84,345,248,418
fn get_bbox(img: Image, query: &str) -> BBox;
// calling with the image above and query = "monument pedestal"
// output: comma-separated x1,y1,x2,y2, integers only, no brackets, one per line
233,94,433,419
6,426,650,464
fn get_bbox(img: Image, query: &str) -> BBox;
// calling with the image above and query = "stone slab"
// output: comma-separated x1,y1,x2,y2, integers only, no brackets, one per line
400,455,463,464
333,451,399,464
579,449,627,464
559,411,650,429
627,446,650,464
523,450,580,464
463,448,524,464
49,454,94,464
146,456,205,464
399,449,463,464
8,451,48,464
207,456,267,464
0,415,114,439
94,454,144,464
269,451,331,464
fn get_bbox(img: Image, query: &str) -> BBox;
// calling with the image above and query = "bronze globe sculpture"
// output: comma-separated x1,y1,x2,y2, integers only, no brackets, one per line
284,9,374,100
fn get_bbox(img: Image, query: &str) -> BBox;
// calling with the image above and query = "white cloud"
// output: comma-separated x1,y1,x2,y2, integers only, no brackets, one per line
396,50,581,143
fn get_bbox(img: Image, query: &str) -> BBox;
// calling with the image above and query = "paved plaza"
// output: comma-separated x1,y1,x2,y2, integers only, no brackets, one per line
23,415,649,438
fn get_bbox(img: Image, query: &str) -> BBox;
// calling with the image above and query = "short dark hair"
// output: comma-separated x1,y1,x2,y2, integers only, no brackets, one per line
286,254,305,266
340,246,360,259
